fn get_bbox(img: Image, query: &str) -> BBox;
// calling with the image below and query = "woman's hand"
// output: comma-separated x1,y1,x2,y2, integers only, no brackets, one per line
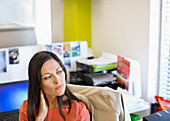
36,90,48,121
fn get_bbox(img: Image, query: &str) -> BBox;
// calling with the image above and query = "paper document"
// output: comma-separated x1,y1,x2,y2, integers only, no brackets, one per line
125,57,142,98
77,52,117,65
85,73,116,86
117,87,149,113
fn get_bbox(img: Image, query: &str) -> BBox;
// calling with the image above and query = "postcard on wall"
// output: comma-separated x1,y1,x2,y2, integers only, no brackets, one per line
0,50,7,73
116,55,130,90
52,44,63,56
71,41,81,57
45,44,52,52
63,43,71,58
9,48,20,64
64,58,71,68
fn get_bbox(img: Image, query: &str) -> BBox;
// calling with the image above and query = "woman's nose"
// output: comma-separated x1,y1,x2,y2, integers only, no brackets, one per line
53,74,59,84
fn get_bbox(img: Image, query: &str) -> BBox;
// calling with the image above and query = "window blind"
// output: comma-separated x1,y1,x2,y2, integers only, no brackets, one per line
159,0,170,100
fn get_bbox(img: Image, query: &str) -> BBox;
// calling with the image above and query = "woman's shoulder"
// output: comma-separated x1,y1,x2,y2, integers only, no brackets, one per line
72,100,86,108
20,100,28,107
71,100,90,120
19,100,28,113
19,100,28,121
72,100,89,113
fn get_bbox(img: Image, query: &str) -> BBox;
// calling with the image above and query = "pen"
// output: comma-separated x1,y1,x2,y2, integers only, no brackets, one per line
156,113,162,117
164,110,169,114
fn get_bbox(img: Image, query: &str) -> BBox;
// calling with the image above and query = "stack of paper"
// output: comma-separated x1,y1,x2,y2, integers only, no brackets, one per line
85,73,117,86
77,51,117,65
117,87,150,113
77,52,117,72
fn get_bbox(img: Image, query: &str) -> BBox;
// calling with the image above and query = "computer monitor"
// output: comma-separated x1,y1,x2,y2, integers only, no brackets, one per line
0,80,28,115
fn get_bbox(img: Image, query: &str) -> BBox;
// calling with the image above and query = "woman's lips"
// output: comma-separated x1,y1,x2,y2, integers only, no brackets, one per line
55,85,63,90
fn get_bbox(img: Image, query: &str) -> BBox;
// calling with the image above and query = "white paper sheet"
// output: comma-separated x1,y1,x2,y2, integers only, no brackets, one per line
77,52,117,65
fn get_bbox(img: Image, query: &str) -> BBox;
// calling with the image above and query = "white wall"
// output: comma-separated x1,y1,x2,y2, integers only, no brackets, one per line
35,0,52,44
92,0,150,100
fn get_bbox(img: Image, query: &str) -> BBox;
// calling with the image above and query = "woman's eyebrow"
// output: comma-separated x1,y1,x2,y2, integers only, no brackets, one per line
42,67,60,76
56,67,61,71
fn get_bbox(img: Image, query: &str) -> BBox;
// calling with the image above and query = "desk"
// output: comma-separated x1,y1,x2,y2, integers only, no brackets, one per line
127,97,150,120
128,101,150,114
131,105,150,120
117,87,150,119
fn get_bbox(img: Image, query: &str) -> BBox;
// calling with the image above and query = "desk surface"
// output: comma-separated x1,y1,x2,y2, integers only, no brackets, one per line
128,101,150,114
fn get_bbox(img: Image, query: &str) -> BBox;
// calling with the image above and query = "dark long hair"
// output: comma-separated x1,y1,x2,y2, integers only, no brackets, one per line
27,51,82,121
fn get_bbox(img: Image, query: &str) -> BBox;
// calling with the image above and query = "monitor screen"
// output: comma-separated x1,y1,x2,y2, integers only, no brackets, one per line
0,81,28,113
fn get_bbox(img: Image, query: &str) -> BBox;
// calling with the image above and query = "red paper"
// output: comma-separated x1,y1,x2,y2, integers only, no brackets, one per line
117,55,130,90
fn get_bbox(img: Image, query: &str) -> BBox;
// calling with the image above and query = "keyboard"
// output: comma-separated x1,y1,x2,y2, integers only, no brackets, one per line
0,113,19,121
0,111,19,121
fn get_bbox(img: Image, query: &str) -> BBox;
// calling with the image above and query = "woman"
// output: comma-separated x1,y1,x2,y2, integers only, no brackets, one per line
14,51,19,64
19,51,90,121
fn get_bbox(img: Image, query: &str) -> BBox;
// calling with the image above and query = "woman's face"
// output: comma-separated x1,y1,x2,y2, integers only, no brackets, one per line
40,59,66,98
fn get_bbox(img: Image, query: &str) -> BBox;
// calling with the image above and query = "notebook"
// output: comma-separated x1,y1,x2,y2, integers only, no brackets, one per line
0,80,28,121
143,108,170,121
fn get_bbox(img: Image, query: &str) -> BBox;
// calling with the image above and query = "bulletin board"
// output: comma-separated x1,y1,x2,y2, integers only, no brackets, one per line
0,41,88,84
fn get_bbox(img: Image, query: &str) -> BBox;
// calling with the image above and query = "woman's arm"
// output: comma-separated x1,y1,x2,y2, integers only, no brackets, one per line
19,90,48,121
36,90,48,121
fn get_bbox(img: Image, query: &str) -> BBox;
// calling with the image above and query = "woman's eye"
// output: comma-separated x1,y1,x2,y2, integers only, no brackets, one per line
44,76,51,80
57,70,62,74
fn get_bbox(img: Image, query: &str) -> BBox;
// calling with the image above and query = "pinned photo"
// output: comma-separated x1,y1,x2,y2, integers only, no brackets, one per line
64,58,71,68
9,48,20,64
45,45,52,52
63,43,71,58
0,50,7,73
71,41,80,57
53,44,62,56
